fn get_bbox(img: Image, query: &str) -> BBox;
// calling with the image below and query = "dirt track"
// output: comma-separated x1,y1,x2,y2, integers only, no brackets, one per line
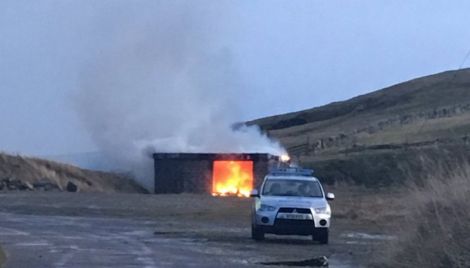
0,192,393,267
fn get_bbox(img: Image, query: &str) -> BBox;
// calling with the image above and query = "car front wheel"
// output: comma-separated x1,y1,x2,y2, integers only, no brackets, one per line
251,224,265,241
313,228,329,244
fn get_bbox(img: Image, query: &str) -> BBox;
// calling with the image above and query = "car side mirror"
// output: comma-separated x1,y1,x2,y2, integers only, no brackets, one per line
250,189,260,198
326,192,335,201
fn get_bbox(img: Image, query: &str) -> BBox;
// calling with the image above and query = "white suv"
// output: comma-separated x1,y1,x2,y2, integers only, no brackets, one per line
250,168,334,244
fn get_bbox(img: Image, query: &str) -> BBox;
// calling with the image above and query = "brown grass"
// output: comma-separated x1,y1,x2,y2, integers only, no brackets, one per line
0,152,146,193
375,163,470,267
326,184,407,229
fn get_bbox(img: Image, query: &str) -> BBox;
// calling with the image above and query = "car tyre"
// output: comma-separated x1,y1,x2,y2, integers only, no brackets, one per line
313,228,329,244
251,224,265,241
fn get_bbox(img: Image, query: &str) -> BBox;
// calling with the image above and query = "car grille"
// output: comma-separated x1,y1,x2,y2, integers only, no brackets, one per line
278,207,311,214
275,219,315,226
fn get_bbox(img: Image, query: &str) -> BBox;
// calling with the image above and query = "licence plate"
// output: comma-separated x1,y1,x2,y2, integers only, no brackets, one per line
280,214,308,220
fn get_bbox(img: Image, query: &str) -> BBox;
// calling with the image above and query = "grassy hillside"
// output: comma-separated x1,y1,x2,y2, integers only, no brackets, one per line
249,68,470,186
0,153,147,193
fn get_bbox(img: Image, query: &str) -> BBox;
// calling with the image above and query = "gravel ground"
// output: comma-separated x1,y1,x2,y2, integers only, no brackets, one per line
0,192,393,267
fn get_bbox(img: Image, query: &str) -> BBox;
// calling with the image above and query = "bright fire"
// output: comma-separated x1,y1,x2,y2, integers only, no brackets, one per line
280,154,291,162
212,161,254,197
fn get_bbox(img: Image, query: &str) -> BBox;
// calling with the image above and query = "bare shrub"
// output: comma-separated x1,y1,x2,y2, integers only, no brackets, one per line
376,163,470,267
0,245,5,268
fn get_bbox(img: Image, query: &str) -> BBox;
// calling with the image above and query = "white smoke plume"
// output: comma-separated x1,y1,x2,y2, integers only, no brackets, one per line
76,2,286,189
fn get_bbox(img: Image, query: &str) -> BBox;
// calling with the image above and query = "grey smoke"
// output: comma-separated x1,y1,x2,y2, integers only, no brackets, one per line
76,2,285,189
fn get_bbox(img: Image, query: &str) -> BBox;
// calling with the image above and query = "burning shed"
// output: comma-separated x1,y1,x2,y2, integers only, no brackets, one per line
153,153,279,196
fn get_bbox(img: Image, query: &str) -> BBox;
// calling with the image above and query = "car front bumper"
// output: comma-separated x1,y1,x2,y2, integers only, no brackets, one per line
254,211,331,235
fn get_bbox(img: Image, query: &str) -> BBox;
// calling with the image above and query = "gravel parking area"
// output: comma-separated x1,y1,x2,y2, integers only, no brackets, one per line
0,192,392,267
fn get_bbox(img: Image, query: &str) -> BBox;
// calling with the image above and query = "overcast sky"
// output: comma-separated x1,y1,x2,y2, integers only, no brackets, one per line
1,0,470,156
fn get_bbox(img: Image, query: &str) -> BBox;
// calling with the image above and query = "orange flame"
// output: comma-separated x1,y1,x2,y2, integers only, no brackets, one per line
212,161,253,197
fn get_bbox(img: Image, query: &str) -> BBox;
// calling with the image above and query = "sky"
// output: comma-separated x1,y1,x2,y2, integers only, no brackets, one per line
1,0,470,156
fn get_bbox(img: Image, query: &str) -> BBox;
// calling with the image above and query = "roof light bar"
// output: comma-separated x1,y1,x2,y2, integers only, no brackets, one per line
269,167,314,177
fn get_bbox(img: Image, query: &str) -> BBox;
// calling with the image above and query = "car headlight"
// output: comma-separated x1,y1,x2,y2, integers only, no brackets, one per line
259,204,277,212
314,206,331,215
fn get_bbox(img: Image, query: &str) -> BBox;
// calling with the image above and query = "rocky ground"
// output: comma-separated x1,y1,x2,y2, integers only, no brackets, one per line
0,190,399,268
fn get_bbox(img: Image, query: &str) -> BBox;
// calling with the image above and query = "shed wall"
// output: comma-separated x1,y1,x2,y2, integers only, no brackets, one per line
153,153,278,194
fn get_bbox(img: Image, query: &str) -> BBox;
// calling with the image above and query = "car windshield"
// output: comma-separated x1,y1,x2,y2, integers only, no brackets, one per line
262,179,323,197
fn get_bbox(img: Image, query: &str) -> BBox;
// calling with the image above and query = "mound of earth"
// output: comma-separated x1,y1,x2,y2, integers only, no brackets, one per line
0,152,147,193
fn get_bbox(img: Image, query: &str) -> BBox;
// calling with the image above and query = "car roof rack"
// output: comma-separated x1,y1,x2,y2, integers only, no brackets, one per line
269,167,314,177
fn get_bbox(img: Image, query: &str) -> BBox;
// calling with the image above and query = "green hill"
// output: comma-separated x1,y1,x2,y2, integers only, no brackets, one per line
249,68,470,186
